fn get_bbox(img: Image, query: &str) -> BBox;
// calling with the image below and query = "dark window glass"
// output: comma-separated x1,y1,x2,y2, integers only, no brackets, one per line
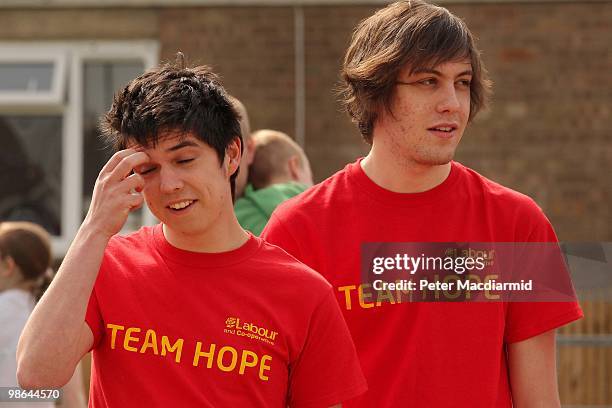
82,62,144,223
0,115,62,235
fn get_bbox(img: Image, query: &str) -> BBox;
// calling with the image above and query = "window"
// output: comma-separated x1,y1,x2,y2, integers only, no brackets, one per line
0,51,66,106
82,61,147,230
0,115,62,235
0,42,159,257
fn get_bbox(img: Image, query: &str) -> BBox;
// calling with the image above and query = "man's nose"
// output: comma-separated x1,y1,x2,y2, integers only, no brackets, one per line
159,167,184,194
436,83,462,113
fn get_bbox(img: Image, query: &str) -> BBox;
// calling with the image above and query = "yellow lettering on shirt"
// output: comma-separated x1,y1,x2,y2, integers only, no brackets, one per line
358,284,374,308
193,342,216,368
376,286,396,306
139,329,159,355
217,346,238,372
104,324,272,382
106,324,124,349
336,273,504,310
484,274,500,300
259,355,272,381
239,350,258,374
123,327,141,352
338,283,416,310
337,285,356,310
161,336,184,363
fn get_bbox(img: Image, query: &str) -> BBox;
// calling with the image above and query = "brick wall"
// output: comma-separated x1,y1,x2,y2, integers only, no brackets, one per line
0,9,158,39
450,2,612,241
1,2,609,240
159,7,296,140
304,6,373,181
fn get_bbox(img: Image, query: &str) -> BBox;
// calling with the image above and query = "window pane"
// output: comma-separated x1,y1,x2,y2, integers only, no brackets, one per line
0,63,54,92
82,61,144,226
0,115,62,235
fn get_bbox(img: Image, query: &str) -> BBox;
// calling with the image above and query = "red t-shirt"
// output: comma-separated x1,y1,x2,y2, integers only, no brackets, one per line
85,225,366,407
262,160,583,408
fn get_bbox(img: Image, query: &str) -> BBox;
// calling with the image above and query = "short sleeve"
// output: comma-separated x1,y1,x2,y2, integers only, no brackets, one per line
85,279,104,350
504,201,583,343
261,212,303,261
288,289,367,408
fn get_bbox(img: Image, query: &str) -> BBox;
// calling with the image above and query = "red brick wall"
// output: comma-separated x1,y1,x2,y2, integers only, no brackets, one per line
304,6,373,181
159,7,296,140
2,2,610,240
449,2,611,241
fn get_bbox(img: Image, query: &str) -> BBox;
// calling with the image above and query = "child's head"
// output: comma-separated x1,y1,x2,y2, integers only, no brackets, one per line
0,222,52,298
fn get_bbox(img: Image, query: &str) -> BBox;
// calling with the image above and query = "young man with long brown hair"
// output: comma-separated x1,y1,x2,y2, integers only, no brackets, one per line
263,1,582,406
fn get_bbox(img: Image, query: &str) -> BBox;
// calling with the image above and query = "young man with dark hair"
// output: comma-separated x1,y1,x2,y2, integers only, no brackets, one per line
17,62,366,407
262,1,582,407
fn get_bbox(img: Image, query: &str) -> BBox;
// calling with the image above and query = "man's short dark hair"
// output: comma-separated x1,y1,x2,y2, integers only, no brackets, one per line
100,57,242,199
339,0,492,143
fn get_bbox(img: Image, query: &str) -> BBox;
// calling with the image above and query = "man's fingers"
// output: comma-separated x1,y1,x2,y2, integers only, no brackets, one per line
127,193,145,211
123,173,145,212
99,149,138,176
123,173,145,193
111,151,151,182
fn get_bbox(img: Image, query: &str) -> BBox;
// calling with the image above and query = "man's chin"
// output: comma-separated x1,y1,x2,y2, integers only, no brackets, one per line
413,152,455,167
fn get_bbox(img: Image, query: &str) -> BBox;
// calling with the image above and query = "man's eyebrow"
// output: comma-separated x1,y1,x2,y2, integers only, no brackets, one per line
411,68,473,77
457,70,473,77
166,140,199,152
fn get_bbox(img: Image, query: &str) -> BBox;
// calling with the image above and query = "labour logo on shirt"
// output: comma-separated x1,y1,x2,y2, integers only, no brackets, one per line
224,316,279,346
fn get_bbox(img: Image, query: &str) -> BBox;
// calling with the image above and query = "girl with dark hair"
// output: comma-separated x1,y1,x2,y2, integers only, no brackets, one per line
0,222,54,407
0,222,85,407
0,222,53,298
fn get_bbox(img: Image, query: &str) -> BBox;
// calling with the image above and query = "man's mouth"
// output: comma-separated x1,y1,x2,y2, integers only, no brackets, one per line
427,124,458,139
429,127,453,132
428,126,456,133
167,200,197,211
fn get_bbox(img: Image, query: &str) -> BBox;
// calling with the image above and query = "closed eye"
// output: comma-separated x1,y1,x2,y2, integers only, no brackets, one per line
138,167,156,175
177,158,195,164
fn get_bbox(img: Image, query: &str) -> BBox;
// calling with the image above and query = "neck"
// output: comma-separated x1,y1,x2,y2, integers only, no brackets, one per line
162,211,249,253
361,142,452,193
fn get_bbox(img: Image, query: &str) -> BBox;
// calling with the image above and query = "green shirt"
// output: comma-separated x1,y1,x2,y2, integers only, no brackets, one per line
234,182,307,236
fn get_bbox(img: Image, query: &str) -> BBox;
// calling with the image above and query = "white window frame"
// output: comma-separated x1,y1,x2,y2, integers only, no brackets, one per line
0,48,67,107
0,41,159,258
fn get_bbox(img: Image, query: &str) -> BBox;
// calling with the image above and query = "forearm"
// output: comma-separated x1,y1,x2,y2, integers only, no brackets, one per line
18,148,148,388
17,222,109,388
57,361,87,408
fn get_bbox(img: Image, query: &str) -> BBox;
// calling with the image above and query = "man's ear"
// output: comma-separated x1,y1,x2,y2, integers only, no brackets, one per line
225,137,242,177
245,137,256,166
287,155,301,181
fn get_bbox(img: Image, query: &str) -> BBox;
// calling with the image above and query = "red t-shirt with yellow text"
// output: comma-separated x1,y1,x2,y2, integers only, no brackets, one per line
85,225,366,407
262,160,583,408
